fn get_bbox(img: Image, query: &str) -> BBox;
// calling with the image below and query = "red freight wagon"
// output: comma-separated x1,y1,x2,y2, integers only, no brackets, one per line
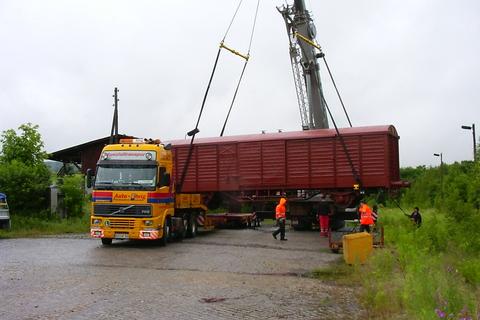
169,125,403,194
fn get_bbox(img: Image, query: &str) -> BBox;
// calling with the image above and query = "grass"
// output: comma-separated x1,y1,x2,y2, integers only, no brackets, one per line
356,208,479,319
309,208,479,319
0,213,90,238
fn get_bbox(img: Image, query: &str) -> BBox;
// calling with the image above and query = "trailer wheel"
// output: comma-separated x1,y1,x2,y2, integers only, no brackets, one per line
330,219,346,231
293,218,311,231
178,218,188,241
187,214,197,238
160,220,170,246
101,238,112,245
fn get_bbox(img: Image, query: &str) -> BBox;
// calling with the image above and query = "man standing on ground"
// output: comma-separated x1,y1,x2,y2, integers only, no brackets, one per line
272,197,287,241
358,200,374,232
405,206,422,227
372,204,379,225
317,194,332,237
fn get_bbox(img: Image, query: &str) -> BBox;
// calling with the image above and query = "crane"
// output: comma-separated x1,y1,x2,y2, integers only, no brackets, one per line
278,0,329,130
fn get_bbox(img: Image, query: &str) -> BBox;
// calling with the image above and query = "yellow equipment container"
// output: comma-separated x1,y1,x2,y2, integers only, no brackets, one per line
342,232,373,265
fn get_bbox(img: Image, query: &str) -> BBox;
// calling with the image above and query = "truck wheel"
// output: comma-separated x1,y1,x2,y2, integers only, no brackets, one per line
160,220,170,246
180,218,188,239
101,238,112,245
187,215,197,238
176,218,187,241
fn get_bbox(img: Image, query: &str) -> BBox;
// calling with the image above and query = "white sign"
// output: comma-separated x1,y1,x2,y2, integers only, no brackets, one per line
101,151,157,161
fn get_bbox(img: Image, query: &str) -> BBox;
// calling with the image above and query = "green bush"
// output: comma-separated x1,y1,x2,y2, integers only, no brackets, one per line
0,160,51,215
59,174,85,218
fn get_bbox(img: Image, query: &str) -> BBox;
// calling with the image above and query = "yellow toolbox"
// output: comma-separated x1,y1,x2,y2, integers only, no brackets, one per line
342,232,373,265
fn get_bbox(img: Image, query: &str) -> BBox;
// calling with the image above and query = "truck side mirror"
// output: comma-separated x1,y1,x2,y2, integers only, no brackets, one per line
160,173,171,187
86,169,93,188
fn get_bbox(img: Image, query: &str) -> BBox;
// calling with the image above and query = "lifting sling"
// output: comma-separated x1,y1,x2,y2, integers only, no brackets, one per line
177,0,260,192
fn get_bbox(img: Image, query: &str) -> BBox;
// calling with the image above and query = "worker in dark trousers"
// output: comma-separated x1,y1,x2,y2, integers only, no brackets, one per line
405,206,422,227
372,204,379,229
272,197,287,241
358,200,374,232
317,194,332,237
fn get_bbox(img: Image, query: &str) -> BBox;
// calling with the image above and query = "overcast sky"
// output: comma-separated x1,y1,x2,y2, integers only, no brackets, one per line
1,0,478,167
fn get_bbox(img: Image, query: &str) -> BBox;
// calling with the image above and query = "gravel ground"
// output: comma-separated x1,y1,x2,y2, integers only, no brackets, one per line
0,226,365,319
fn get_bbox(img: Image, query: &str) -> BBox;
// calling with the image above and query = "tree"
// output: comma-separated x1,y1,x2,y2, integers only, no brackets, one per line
0,123,48,165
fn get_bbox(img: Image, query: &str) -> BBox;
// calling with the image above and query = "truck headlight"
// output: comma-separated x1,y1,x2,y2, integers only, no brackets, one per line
144,220,153,226
92,219,102,225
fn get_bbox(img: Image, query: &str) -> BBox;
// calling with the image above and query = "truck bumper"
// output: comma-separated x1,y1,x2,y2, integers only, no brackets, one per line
90,228,163,240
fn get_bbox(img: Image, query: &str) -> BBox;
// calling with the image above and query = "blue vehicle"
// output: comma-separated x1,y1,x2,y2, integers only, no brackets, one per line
0,193,11,229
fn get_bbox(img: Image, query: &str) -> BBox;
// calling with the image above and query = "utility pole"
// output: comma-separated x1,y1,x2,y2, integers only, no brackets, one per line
434,153,443,201
110,87,119,144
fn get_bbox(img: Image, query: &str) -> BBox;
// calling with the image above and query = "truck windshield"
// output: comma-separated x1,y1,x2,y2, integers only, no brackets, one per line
95,165,157,190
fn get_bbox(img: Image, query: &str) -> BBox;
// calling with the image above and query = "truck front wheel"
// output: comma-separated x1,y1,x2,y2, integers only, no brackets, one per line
160,220,170,246
101,238,112,245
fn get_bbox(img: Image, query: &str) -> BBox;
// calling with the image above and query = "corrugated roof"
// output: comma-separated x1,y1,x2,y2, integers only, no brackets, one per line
49,134,134,162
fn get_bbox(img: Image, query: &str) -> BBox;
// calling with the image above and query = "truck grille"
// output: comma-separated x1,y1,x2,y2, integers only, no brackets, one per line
94,204,152,217
107,219,136,229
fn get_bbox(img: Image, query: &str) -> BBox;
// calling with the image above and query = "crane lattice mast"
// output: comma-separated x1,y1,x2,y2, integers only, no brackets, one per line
278,0,329,130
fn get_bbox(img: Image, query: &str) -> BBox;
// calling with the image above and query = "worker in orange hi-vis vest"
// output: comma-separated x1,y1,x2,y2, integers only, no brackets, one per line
358,200,374,233
272,197,287,241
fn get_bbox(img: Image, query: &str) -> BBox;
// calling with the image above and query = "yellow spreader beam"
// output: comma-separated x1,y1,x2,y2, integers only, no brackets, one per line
220,41,249,61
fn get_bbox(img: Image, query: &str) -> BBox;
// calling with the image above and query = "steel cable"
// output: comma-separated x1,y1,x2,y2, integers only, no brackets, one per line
220,0,260,136
178,0,259,191
320,91,362,186
322,56,352,127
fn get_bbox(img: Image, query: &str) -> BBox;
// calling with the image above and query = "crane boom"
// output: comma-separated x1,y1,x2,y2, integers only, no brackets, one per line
278,0,329,130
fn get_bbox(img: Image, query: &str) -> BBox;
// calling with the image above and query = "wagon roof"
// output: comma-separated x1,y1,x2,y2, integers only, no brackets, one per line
167,125,398,147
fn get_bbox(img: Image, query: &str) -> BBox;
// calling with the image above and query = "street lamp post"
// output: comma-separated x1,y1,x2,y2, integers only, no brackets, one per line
434,153,443,201
461,123,476,162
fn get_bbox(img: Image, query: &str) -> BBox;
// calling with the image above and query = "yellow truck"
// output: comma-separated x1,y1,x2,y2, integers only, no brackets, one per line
87,138,212,245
